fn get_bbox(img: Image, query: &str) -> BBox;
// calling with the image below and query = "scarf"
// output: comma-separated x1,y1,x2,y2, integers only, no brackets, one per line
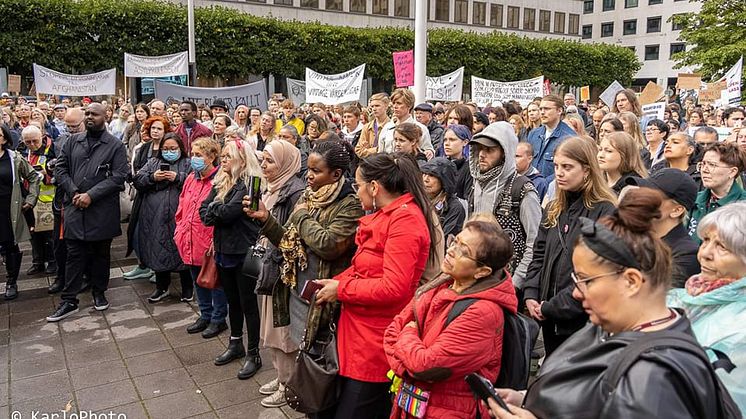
685,274,739,297
262,140,301,211
470,162,504,215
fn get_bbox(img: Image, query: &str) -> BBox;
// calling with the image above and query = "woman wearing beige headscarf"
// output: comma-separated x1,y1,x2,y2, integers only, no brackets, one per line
253,140,305,408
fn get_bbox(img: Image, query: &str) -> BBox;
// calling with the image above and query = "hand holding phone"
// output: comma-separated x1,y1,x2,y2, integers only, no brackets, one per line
300,280,324,303
466,373,510,411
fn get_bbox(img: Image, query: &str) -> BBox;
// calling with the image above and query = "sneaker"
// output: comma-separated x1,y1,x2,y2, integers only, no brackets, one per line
259,378,280,395
93,293,110,311
149,276,157,284
26,264,45,276
123,266,153,280
260,384,287,408
46,302,79,322
147,289,169,303
180,288,194,302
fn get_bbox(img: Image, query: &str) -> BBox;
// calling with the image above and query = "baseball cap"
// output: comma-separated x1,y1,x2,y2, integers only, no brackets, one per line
414,103,433,113
53,104,66,110
625,168,698,211
469,121,514,149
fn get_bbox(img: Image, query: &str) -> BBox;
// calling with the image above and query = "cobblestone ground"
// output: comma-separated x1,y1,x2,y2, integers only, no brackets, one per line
0,232,304,419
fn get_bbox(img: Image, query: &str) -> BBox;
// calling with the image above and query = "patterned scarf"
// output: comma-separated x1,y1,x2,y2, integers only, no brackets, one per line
685,274,739,296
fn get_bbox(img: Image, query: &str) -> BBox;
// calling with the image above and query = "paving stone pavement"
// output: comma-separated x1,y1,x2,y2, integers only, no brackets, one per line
1,235,305,419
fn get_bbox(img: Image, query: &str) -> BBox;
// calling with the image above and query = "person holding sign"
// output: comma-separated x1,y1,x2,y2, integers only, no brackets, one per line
379,89,434,159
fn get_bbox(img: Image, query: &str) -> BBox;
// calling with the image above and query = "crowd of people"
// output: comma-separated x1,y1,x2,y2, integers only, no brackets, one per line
1,86,745,418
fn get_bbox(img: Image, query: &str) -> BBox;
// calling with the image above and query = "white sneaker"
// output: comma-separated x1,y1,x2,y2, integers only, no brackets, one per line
259,377,279,395
260,384,286,408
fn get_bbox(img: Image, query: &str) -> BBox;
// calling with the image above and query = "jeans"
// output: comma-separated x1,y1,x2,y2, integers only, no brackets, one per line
62,239,112,305
188,265,227,323
218,264,260,350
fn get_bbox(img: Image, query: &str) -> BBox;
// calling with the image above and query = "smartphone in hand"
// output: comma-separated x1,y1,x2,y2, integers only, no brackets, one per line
466,373,511,411
159,163,170,172
300,280,324,303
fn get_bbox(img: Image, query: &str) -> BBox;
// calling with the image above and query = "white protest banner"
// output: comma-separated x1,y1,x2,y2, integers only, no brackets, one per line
470,75,543,107
426,67,464,101
33,64,116,96
599,80,624,107
124,52,189,78
722,56,743,106
305,64,366,105
287,78,306,105
154,79,268,112
641,102,665,121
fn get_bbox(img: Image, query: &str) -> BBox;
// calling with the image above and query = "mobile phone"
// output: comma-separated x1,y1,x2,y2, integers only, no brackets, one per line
465,373,510,411
159,163,170,172
300,280,324,303
246,175,262,211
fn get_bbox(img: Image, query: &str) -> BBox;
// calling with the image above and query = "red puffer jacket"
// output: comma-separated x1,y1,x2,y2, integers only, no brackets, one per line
384,271,518,419
336,193,431,383
174,168,218,266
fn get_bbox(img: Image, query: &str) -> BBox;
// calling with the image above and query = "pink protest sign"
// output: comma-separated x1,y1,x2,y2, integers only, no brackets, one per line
392,50,414,87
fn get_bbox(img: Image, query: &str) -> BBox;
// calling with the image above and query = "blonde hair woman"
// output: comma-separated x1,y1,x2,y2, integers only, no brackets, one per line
524,136,617,356
248,112,277,153
597,132,649,194
508,114,528,141
618,111,647,150
199,139,266,379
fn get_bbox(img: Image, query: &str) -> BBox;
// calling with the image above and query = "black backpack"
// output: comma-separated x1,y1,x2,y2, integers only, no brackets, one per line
445,298,540,390
602,330,741,419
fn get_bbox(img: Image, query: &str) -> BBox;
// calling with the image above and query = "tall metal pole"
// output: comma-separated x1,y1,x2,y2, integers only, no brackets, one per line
413,0,427,104
187,0,197,86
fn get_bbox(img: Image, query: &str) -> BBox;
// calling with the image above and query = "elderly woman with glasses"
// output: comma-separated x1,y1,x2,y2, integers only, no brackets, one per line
490,187,728,419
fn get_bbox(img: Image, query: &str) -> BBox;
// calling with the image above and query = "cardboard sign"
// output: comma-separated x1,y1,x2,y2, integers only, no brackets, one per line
599,80,624,107
124,52,189,78
639,81,665,105
699,81,727,105
33,64,116,96
392,50,414,87
7,74,21,93
305,64,366,105
580,86,590,102
286,78,306,106
154,79,268,112
33,201,53,232
470,75,543,107
426,67,464,102
676,73,702,90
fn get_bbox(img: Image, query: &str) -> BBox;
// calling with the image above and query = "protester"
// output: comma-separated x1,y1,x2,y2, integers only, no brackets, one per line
234,105,251,135
176,101,212,151
525,102,541,133
108,105,130,141
508,114,528,142
52,104,67,137
0,125,39,300
393,122,427,162
493,188,723,419
625,169,700,288
149,100,167,117
356,93,390,158
212,114,232,147
588,108,607,141
523,136,616,355
379,89,434,158
527,94,576,178
472,112,489,135
415,103,445,153
248,112,276,152
516,141,548,201
385,221,517,419
313,153,433,417
31,108,59,141
644,119,670,170
275,124,308,179
597,132,648,194
445,104,475,133
420,157,466,241
123,103,150,159
611,88,642,118
175,137,228,338
302,114,327,150
617,111,646,152
209,99,228,117
597,116,623,145
442,124,473,200
340,105,364,147
48,103,128,321
668,202,746,411
275,100,304,135
200,107,214,129
691,126,717,149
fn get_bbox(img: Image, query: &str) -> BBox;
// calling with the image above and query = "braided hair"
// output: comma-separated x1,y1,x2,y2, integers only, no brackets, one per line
311,140,354,177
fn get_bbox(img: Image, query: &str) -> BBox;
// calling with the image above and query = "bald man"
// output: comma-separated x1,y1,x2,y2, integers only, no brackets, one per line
48,103,129,322
149,100,167,117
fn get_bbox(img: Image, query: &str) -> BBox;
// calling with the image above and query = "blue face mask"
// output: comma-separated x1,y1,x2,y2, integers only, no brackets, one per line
191,156,206,172
162,150,180,162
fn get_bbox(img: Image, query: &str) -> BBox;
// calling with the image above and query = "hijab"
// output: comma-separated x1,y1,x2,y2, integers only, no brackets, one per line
262,139,301,210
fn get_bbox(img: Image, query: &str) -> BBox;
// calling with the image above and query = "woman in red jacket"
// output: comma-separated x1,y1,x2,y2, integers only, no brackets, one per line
315,153,437,418
384,221,518,419
174,137,228,338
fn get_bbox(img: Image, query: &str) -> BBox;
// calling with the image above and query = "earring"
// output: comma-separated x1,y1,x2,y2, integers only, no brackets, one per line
373,197,378,211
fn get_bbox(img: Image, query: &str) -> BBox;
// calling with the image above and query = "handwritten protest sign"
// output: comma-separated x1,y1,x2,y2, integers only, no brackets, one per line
426,67,464,102
305,64,366,105
124,52,189,78
33,64,116,96
154,80,268,112
392,50,414,87
471,75,544,107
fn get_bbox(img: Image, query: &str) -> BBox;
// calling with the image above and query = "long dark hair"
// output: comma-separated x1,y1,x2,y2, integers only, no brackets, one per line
158,133,187,161
311,140,355,178
358,153,437,254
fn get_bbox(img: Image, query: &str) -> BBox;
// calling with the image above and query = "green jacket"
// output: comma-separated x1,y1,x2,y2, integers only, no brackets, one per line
7,150,40,243
688,181,746,243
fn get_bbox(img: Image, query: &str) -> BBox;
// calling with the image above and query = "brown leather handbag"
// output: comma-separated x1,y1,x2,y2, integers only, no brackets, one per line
196,244,219,289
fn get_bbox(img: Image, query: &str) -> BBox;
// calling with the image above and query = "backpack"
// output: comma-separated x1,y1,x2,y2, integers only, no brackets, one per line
602,330,741,419
445,298,540,390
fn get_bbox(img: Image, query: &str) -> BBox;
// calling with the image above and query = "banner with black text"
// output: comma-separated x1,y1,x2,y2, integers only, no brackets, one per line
124,52,189,78
154,80,268,112
471,75,543,107
33,64,116,96
305,64,366,105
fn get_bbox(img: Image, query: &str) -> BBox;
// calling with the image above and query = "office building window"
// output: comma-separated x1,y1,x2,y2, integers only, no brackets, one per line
301,0,319,8
645,45,660,60
554,12,565,33
582,24,592,39
672,14,684,31
626,46,636,53
539,10,551,32
435,0,448,20
507,6,520,28
373,0,388,14
603,0,615,11
274,0,292,5
455,0,468,22
647,16,661,33
524,8,536,30
569,14,579,35
473,2,486,24
601,22,613,37
583,0,594,14
350,0,366,12
625,0,637,7
670,43,686,57
326,0,343,11
623,19,636,35
649,0,662,4
394,0,409,16
490,4,503,27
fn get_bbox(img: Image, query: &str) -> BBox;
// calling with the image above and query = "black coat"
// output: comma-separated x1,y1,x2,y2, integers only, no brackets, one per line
663,224,700,288
452,157,473,201
523,193,615,336
199,179,261,255
54,129,128,241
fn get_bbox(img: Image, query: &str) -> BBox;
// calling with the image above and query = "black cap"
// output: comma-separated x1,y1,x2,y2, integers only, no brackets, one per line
625,168,698,211
474,112,490,126
414,103,433,112
210,99,228,111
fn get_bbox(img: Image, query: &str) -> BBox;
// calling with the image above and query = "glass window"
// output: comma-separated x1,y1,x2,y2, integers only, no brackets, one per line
625,0,637,7
583,0,594,14
301,0,319,7
394,0,409,16
523,8,536,31
539,10,551,32
647,16,661,33
582,24,593,39
672,14,684,31
602,0,615,11
507,6,520,29
601,22,614,37
623,19,636,35
670,43,686,57
569,14,580,35
649,0,662,4
473,2,486,25
326,0,343,10
490,4,503,27
455,0,468,23
350,0,366,12
626,46,636,53
435,0,448,20
645,44,660,60
554,12,565,33
373,0,388,14
274,0,292,4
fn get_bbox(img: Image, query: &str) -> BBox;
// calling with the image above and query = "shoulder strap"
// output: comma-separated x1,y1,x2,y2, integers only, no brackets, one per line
510,174,532,209
445,298,479,329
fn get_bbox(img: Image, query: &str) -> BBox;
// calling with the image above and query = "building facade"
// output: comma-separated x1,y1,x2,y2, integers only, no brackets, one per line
580,0,700,90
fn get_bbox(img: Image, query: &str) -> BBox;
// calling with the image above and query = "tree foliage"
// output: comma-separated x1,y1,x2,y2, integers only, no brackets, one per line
0,0,640,89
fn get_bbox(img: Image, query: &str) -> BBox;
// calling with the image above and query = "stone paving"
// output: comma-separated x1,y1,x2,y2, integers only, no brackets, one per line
1,237,305,419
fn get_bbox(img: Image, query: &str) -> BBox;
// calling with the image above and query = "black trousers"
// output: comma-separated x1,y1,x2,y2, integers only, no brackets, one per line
30,230,54,266
155,270,193,293
218,264,259,350
541,323,571,358
53,213,66,282
314,377,391,419
62,239,112,305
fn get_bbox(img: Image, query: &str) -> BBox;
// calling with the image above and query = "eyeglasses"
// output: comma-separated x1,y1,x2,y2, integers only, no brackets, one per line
645,128,660,133
571,270,624,294
351,181,367,193
446,235,485,266
697,160,733,172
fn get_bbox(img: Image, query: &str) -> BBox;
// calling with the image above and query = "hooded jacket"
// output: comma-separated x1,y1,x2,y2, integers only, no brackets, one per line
384,271,518,419
467,122,542,287
420,157,466,240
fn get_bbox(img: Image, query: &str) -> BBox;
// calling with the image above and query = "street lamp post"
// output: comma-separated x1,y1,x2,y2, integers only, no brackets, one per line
413,0,427,104
187,0,197,86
